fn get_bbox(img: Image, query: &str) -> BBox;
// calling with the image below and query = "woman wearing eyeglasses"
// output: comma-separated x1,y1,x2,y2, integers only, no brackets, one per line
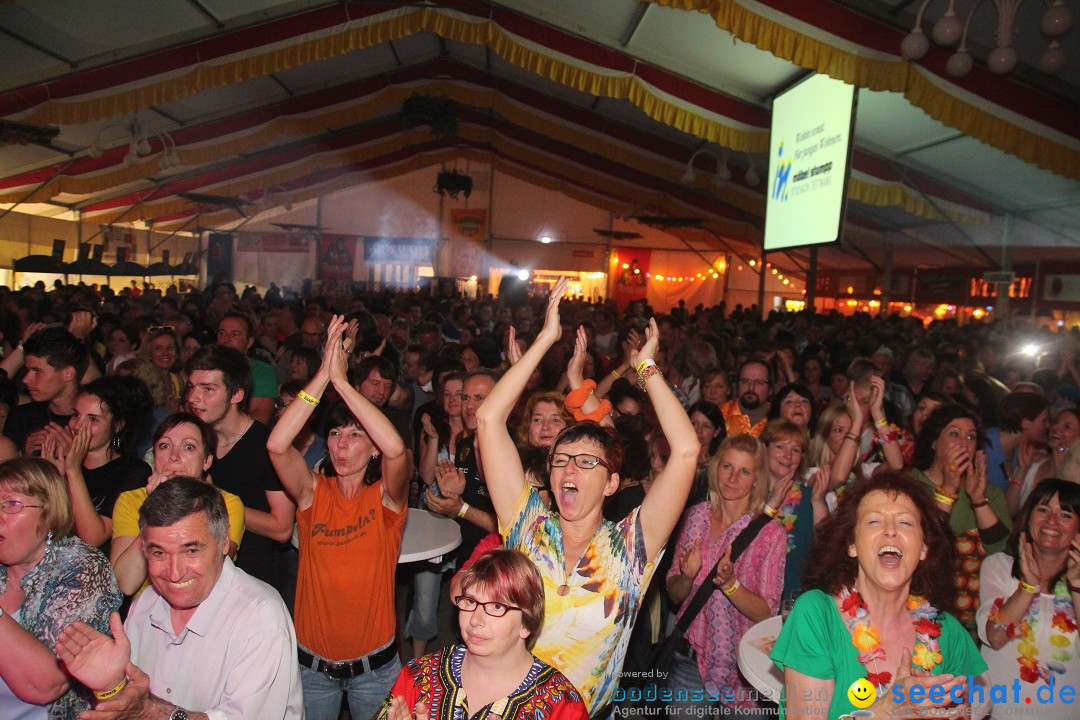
475,278,699,719
0,457,121,720
377,549,588,720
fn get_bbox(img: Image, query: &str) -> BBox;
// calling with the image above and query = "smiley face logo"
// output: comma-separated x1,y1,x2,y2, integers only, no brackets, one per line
847,678,876,708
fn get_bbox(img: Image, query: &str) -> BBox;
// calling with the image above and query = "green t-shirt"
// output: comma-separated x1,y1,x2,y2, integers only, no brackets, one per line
250,358,279,399
771,589,987,720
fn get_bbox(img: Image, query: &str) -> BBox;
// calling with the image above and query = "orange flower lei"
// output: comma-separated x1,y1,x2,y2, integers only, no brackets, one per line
839,587,944,691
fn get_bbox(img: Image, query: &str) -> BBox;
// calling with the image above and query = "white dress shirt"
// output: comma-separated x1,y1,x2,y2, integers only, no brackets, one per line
126,557,304,720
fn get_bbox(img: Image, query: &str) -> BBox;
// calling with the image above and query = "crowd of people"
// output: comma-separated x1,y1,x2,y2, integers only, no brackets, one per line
1,275,1079,720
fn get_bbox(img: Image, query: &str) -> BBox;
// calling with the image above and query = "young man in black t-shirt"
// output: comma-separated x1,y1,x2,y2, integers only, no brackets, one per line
185,344,296,601
6,327,86,454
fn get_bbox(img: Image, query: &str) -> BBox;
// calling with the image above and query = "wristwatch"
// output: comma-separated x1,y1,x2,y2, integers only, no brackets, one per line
170,709,189,720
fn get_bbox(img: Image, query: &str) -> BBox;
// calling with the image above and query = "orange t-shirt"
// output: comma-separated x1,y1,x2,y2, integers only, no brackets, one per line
295,476,405,660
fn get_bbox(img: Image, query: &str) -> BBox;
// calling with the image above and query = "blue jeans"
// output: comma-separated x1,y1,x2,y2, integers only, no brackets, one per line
299,645,402,720
404,559,453,642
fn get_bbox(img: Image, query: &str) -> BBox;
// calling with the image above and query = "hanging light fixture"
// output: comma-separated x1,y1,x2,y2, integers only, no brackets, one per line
901,0,1075,76
260,185,294,212
89,114,181,169
681,148,761,189
434,170,473,199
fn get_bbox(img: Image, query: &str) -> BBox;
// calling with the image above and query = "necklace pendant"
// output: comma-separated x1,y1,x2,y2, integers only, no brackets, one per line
557,584,571,596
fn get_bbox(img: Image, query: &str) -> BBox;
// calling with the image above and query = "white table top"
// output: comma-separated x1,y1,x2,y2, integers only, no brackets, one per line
737,615,784,704
399,508,462,563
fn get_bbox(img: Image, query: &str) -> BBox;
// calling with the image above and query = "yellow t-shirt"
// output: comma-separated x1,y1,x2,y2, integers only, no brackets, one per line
111,485,246,592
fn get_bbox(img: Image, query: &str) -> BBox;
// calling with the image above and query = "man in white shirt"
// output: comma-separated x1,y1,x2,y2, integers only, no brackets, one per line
57,477,303,720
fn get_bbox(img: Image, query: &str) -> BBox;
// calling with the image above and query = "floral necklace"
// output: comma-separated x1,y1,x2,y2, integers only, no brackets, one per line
774,482,802,554
838,587,944,691
991,579,1077,684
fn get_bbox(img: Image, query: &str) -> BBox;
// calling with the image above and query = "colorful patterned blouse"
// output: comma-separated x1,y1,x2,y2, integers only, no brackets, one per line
0,535,121,720
667,504,786,707
376,644,588,720
502,485,658,715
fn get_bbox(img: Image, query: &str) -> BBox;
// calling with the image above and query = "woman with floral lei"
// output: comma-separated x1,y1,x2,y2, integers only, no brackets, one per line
759,418,830,602
772,471,987,720
977,479,1080,720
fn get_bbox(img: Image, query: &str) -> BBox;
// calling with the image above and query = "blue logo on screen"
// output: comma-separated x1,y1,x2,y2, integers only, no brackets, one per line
772,140,792,202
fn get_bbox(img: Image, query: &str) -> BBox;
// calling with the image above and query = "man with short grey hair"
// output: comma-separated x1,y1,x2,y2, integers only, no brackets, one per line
57,477,303,720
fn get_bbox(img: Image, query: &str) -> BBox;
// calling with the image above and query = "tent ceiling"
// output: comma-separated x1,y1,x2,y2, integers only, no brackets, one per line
0,0,1077,282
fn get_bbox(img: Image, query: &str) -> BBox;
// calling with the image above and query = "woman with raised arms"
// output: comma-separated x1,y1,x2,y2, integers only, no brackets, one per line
475,277,700,719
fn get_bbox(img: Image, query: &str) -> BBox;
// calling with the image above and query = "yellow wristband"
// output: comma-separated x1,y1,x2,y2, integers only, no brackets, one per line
933,492,956,506
763,505,777,518
457,501,471,519
722,579,740,596
1019,580,1039,594
94,677,127,701
611,369,621,379
297,390,320,407
875,417,888,427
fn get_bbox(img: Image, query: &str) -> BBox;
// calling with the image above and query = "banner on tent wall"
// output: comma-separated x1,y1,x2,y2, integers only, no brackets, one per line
319,235,358,280
105,225,137,261
206,233,233,282
363,237,434,264
451,209,487,238
610,246,650,310
449,209,487,278
236,233,311,253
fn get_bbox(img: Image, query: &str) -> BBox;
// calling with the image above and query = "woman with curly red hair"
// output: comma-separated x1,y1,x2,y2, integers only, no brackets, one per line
772,471,987,719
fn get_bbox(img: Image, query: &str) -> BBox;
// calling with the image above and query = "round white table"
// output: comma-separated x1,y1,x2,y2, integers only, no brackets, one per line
737,615,784,704
399,508,462,563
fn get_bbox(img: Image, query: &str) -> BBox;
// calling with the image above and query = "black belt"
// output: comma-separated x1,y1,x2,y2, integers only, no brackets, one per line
590,702,614,720
676,637,696,661
298,643,397,680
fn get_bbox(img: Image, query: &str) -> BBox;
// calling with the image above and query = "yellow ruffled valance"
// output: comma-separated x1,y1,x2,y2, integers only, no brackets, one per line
647,0,1080,181
23,6,766,155
83,128,761,242
15,79,964,225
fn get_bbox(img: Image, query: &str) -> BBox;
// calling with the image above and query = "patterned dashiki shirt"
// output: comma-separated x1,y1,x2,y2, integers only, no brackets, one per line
375,644,588,720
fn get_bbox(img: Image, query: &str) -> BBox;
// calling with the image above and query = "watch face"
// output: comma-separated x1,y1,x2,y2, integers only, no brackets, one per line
170,710,189,720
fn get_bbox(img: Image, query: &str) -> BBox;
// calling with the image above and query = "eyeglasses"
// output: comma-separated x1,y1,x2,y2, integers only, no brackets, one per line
453,595,522,617
0,500,44,515
148,325,176,335
549,452,612,471
738,378,770,388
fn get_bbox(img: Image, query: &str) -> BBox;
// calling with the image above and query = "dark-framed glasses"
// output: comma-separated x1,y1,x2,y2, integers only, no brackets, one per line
549,452,612,471
453,595,522,617
0,500,44,515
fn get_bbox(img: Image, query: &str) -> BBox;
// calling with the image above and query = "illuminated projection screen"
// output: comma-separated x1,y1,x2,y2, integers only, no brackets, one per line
764,73,857,251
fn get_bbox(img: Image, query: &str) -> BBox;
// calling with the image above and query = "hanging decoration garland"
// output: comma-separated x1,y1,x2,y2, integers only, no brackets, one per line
775,482,802,554
989,579,1077,684
839,587,944,691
